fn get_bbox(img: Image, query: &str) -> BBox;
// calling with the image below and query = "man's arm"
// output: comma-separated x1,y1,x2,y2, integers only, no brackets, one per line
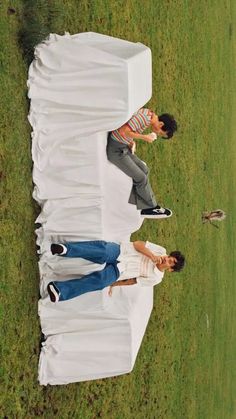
133,241,161,263
108,278,137,296
122,126,155,143
111,278,137,287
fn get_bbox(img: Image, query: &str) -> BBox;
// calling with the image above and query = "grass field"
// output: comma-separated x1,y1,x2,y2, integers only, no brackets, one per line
0,0,235,418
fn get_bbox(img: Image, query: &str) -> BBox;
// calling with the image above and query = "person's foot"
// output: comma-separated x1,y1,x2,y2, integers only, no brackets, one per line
51,243,67,255
141,206,172,219
47,283,60,302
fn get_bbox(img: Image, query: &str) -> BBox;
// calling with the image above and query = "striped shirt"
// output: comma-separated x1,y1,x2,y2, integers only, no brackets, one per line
117,241,166,287
110,108,153,145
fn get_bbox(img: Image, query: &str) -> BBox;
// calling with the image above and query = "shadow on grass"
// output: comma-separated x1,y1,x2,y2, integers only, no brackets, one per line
18,0,60,65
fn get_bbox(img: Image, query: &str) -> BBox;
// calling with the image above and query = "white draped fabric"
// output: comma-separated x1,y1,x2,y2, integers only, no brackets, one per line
28,32,154,385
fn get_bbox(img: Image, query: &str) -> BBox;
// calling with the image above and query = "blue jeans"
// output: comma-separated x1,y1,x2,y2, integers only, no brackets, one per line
52,241,121,301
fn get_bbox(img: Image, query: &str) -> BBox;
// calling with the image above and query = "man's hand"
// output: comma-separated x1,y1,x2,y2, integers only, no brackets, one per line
150,254,162,264
145,134,156,143
108,286,113,297
150,132,157,140
133,241,162,263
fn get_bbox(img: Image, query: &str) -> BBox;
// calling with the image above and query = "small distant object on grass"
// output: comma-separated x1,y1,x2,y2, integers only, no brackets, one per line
202,209,226,229
7,7,16,15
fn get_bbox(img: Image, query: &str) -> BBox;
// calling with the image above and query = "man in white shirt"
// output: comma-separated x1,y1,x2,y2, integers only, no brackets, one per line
47,240,185,302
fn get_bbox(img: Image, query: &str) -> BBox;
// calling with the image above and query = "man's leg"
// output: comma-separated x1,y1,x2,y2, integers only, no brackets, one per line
128,154,148,205
48,263,120,302
127,154,158,209
107,139,157,209
52,241,120,264
107,137,172,217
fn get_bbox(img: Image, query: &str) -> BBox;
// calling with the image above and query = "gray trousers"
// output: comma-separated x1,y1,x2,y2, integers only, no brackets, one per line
107,136,158,210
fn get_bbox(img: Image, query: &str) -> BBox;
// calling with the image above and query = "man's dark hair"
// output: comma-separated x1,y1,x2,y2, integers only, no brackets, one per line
170,251,185,272
159,113,178,139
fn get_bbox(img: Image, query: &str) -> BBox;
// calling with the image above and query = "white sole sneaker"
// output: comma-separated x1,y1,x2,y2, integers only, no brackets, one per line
141,208,173,219
48,284,60,302
141,213,172,219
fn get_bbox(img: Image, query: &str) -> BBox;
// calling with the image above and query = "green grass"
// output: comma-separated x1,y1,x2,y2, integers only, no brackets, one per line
0,0,235,418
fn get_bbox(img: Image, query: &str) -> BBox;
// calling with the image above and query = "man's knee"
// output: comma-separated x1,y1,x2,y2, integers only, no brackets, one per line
133,171,147,184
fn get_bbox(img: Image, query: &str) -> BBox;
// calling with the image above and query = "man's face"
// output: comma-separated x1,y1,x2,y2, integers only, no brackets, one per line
157,255,177,272
151,115,168,137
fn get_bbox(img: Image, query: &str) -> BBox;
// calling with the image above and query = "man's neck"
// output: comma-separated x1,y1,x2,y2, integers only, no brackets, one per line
156,263,165,272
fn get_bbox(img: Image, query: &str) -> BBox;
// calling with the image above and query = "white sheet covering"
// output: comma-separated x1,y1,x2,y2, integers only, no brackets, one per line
28,32,154,385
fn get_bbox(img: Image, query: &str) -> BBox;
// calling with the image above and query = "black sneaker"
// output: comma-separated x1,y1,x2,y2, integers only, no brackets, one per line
141,206,173,219
47,283,60,302
51,243,67,255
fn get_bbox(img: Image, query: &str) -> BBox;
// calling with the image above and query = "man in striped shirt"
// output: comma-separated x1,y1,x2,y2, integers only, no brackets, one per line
47,240,185,302
107,108,177,219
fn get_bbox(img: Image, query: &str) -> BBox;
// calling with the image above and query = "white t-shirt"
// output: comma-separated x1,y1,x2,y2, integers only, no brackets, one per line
117,241,166,287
